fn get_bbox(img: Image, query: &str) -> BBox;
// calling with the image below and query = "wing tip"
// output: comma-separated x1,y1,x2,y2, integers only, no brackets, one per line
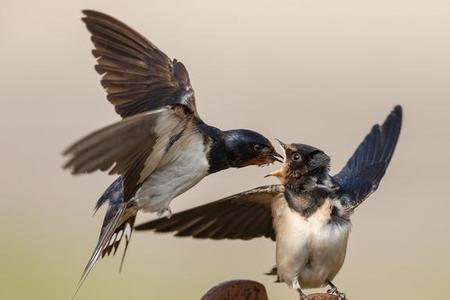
392,104,403,121
389,105,403,127
393,104,403,113
385,104,403,139
81,9,104,18
81,10,105,24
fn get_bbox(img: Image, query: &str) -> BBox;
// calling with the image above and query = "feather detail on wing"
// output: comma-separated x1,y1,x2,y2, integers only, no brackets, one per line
333,105,402,210
63,105,192,201
82,10,197,118
135,185,284,241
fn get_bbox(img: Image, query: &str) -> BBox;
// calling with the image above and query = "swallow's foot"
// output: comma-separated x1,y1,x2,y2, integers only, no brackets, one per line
327,291,347,300
293,279,309,299
327,282,347,299
326,287,335,294
157,207,172,218
326,289,347,299
334,292,347,300
297,290,309,300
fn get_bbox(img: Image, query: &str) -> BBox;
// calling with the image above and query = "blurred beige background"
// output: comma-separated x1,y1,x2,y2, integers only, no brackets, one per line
1,0,449,299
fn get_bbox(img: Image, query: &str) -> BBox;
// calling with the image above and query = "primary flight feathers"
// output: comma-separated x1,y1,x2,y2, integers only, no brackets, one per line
135,185,282,240
81,9,197,118
334,105,402,209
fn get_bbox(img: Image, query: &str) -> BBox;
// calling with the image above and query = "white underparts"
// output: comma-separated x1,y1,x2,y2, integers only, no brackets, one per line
274,198,351,289
134,131,209,213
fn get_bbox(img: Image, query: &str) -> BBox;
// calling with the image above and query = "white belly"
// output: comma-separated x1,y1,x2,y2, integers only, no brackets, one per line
134,133,209,213
275,200,351,289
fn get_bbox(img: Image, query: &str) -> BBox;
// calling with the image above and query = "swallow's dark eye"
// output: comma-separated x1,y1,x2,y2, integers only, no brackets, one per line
253,144,264,152
292,153,301,161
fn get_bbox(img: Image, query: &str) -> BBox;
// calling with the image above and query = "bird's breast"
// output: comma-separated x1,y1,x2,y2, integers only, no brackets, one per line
135,131,210,213
274,198,351,289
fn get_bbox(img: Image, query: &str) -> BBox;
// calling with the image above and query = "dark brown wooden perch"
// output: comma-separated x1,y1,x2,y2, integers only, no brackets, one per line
201,280,338,300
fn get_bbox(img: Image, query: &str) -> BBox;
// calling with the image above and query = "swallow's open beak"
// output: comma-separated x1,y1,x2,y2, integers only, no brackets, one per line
264,168,284,178
264,138,287,176
271,152,283,163
275,138,287,150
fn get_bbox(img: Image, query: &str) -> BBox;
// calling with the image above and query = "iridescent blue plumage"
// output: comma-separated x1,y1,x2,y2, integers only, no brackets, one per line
333,105,402,209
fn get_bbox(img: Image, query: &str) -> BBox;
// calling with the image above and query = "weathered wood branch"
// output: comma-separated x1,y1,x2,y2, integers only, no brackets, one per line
201,280,339,300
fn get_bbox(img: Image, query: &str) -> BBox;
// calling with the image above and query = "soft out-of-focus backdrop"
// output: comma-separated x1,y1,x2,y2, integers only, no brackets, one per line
1,0,449,299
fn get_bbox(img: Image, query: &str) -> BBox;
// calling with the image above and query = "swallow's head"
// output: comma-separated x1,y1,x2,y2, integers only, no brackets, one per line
266,140,330,184
224,129,283,168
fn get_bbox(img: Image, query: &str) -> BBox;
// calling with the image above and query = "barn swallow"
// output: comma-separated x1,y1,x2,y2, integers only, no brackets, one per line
63,10,282,294
135,106,402,299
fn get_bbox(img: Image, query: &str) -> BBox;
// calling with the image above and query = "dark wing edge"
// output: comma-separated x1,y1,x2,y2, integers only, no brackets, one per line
135,185,284,241
333,105,403,209
81,10,197,118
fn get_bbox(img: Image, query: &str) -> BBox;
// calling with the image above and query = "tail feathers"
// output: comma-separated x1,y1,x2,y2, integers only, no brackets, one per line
94,177,123,215
101,214,136,272
72,201,137,299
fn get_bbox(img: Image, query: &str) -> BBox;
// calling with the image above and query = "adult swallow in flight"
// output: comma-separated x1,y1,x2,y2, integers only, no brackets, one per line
135,106,402,299
63,10,282,293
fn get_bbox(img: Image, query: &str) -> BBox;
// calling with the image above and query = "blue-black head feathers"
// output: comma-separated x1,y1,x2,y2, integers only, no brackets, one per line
280,142,330,175
223,129,282,168
205,128,282,173
266,141,333,194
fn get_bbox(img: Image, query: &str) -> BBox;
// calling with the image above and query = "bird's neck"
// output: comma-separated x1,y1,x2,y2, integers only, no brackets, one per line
284,171,336,217
286,169,334,193
207,144,233,174
197,123,233,174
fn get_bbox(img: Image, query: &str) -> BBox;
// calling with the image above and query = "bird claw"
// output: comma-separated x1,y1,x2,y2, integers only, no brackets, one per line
157,207,172,218
336,292,347,300
327,281,347,299
300,295,310,300
292,279,309,300
327,288,347,300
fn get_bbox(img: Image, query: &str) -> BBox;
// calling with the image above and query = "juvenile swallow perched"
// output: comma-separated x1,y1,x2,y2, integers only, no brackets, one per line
135,106,403,299
63,10,282,291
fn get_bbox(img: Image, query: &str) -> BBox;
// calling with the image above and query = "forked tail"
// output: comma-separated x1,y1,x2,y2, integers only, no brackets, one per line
73,178,138,298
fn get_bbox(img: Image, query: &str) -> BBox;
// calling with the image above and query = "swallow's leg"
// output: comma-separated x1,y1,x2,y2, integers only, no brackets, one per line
293,279,309,300
327,281,347,300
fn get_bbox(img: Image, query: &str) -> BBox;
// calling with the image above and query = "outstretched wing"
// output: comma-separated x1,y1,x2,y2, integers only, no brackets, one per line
63,105,194,201
135,185,284,241
82,10,197,118
333,105,402,210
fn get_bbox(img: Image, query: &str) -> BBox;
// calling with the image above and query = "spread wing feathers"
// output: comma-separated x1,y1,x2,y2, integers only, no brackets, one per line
63,106,191,201
82,10,197,118
135,185,284,241
73,200,138,299
333,105,402,209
